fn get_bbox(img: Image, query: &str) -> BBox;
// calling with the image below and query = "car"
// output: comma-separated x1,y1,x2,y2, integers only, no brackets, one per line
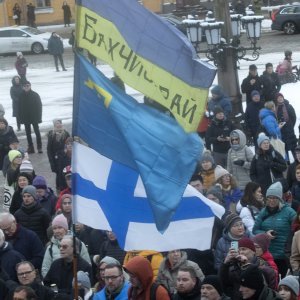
0,26,51,55
160,14,187,35
271,4,300,34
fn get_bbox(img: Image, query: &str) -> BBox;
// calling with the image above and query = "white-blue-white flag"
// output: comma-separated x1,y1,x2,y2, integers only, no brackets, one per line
72,142,225,251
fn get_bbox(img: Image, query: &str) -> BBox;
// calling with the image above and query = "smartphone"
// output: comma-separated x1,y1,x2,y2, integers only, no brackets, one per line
230,241,239,251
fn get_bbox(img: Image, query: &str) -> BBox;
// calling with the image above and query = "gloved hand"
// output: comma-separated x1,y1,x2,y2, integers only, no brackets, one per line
233,159,245,166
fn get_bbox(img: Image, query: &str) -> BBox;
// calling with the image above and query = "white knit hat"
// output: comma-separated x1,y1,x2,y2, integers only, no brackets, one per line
214,165,230,182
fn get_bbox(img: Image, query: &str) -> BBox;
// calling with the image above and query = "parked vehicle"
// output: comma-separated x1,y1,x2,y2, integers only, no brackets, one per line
271,4,300,34
0,26,51,55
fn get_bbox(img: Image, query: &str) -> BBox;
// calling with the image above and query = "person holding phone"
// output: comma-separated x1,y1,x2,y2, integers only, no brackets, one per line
253,181,296,278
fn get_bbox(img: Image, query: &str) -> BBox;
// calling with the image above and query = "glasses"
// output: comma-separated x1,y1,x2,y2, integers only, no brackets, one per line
232,222,244,228
17,270,34,277
103,274,121,281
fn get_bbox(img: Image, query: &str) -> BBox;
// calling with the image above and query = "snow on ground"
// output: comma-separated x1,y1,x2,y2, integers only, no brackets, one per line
0,51,299,141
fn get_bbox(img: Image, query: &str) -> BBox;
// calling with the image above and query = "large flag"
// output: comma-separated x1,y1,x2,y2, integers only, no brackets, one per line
73,142,225,251
73,54,203,232
76,0,216,132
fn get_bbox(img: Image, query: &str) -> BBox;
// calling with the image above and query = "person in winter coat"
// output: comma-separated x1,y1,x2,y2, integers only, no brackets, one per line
287,146,300,189
12,3,22,25
10,76,23,131
238,182,264,232
62,1,71,27
227,129,254,190
156,250,204,296
250,133,287,195
206,106,234,168
172,266,201,300
244,90,264,147
239,265,282,300
234,0,246,15
14,185,51,245
201,275,231,300
124,256,170,300
291,165,300,212
15,52,28,84
197,151,216,193
18,81,42,154
259,101,284,140
48,32,67,72
47,119,70,191
278,276,300,300
241,64,263,104
0,229,24,282
26,3,35,28
9,172,32,215
290,208,300,274
42,214,91,278
260,62,281,102
207,85,232,119
0,213,44,270
214,213,250,270
0,118,17,171
275,92,297,160
124,250,163,280
220,237,277,299
6,149,22,187
32,176,57,216
253,181,296,277
252,233,279,281
214,166,243,212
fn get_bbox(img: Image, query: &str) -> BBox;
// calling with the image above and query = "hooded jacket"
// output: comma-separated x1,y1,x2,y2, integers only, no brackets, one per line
259,108,281,139
125,256,170,300
156,251,204,295
227,129,254,190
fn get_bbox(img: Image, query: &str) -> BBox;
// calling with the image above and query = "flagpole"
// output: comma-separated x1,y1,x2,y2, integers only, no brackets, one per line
72,224,79,300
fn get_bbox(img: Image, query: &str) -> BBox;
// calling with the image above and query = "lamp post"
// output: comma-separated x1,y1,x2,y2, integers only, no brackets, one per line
184,0,263,116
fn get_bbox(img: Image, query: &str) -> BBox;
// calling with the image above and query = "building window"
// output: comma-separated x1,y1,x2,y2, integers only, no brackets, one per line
36,0,51,8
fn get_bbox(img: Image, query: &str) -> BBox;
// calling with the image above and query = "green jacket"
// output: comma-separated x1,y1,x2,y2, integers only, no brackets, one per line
253,204,296,259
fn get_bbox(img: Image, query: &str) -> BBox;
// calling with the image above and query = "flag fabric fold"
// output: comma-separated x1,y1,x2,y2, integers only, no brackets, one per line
72,142,225,251
75,0,217,132
73,53,203,232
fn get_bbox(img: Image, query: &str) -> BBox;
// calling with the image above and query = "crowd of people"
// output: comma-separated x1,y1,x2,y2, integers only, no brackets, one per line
1,45,300,300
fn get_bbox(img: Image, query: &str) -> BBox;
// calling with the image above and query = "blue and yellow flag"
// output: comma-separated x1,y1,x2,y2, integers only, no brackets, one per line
76,0,216,132
73,54,203,232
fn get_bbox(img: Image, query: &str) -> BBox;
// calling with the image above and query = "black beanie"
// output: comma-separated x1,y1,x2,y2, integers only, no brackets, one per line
202,275,223,296
240,265,265,291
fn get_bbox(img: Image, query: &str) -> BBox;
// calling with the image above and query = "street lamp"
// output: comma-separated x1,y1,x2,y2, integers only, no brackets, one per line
185,15,264,70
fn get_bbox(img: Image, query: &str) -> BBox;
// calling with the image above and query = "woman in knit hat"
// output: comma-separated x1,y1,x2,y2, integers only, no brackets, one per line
278,275,299,300
250,132,287,195
6,149,22,187
41,214,91,278
275,92,297,163
9,172,32,215
197,150,216,193
14,185,51,245
213,165,243,212
253,181,296,278
238,182,265,232
214,212,249,270
252,233,279,279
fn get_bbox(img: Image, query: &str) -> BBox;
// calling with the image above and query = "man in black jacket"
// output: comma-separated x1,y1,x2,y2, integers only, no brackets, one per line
241,64,262,104
18,81,42,154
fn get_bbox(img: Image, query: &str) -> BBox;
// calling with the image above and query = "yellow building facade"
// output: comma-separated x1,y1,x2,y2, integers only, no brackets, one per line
0,0,172,28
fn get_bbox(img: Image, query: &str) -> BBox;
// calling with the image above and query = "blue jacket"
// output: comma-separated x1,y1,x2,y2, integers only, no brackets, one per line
259,108,281,139
223,188,243,211
207,94,232,118
93,282,130,300
253,204,296,259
